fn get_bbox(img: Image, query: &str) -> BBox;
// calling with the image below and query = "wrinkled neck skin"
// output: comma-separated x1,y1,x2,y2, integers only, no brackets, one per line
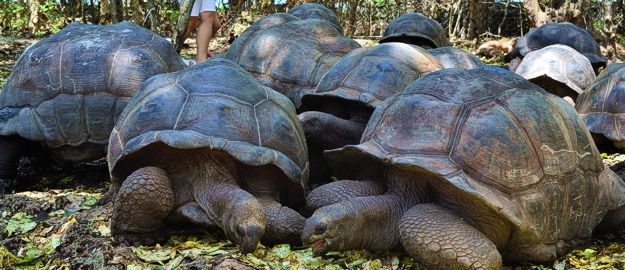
184,152,266,251
307,167,432,253
302,104,371,150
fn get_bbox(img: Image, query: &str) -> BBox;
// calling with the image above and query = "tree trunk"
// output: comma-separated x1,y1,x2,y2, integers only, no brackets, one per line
146,0,160,32
345,0,359,37
130,0,143,26
603,0,617,61
26,0,45,35
109,0,123,23
523,0,549,28
468,0,480,43
100,0,110,24
172,0,195,53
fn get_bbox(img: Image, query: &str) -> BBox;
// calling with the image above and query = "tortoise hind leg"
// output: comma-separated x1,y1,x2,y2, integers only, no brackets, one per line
258,198,305,247
0,136,27,194
111,166,174,246
399,204,502,270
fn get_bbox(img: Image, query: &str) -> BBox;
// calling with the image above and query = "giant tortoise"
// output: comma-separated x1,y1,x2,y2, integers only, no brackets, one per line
505,22,607,73
288,3,343,33
379,13,452,49
302,67,625,270
576,62,625,151
514,44,596,103
298,42,443,193
0,21,185,192
107,58,308,252
224,13,361,108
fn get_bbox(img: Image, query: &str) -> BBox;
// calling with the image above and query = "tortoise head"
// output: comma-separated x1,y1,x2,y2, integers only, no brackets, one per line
301,203,354,255
222,197,267,253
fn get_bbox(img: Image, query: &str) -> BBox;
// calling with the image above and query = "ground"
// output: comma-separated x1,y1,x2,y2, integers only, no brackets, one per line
3,35,625,270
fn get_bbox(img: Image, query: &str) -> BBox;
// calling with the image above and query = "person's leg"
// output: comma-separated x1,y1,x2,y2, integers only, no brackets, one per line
183,16,198,41
195,0,220,63
196,11,217,63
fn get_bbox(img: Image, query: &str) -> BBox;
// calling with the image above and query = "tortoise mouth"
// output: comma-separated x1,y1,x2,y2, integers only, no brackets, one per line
310,238,330,255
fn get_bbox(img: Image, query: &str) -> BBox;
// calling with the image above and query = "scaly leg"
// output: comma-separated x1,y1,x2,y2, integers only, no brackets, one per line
111,167,174,246
399,204,502,270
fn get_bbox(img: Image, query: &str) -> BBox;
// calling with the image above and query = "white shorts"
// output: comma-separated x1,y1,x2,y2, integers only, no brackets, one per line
179,0,216,17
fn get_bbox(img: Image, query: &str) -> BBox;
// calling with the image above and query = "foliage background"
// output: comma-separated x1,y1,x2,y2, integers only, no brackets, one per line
1,0,623,48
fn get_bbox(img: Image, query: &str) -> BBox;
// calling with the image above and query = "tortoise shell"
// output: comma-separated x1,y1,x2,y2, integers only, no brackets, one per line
0,21,185,150
515,44,596,99
108,58,308,207
515,22,607,70
224,13,361,108
427,46,484,69
288,3,343,33
379,13,451,48
300,42,443,112
326,67,621,254
575,63,625,149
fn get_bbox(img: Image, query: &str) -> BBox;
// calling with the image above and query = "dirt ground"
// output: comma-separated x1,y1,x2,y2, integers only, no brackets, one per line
3,35,625,270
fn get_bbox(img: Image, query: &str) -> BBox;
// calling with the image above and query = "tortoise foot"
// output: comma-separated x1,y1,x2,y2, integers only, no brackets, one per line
115,227,170,246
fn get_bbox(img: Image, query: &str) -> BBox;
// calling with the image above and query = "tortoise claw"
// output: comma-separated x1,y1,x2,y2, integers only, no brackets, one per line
114,227,170,247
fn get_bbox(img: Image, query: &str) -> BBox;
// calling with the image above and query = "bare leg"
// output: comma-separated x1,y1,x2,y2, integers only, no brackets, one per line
196,11,221,63
259,198,305,246
399,204,502,270
183,16,198,41
111,167,174,246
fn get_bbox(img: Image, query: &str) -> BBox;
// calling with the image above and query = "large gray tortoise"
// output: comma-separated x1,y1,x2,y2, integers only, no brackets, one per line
576,63,625,151
298,42,443,193
302,67,625,270
224,13,360,108
505,22,607,73
514,44,596,104
379,13,452,49
288,3,343,33
0,21,185,193
107,58,308,252
427,46,484,69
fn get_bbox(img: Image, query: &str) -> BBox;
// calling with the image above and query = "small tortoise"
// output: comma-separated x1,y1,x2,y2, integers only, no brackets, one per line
224,13,361,109
288,3,343,33
302,67,625,269
107,58,308,252
576,62,625,151
515,44,596,104
379,13,452,49
298,42,443,193
427,46,484,69
505,22,607,73
0,21,185,192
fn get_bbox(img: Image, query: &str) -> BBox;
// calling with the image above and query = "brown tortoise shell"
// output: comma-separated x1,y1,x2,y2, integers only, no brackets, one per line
515,22,607,70
108,58,308,209
288,3,343,33
515,44,596,98
576,63,625,150
300,42,443,112
0,21,185,149
224,13,361,109
379,13,452,48
326,67,625,260
427,46,484,69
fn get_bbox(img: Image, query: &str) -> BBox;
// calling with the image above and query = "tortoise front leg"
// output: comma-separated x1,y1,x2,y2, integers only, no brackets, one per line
111,166,174,246
399,204,502,270
304,180,387,215
0,136,27,194
258,198,306,246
